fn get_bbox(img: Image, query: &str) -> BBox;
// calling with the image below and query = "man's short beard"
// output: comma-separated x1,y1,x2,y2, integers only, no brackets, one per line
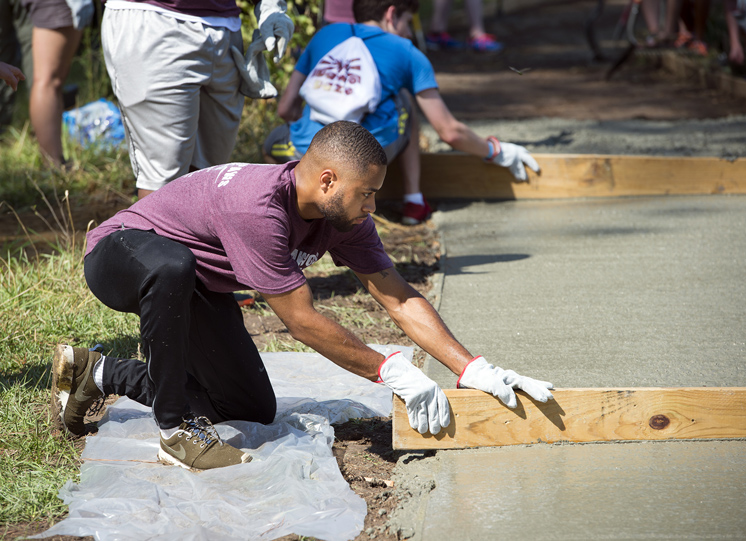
320,190,355,232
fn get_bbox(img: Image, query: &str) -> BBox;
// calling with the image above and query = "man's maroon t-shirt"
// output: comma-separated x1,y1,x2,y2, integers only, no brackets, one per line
86,162,393,294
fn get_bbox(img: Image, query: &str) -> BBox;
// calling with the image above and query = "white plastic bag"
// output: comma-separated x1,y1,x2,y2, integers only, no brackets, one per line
34,345,409,541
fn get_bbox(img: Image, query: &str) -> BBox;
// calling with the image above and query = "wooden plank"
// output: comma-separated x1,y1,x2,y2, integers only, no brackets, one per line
379,154,746,200
392,388,746,450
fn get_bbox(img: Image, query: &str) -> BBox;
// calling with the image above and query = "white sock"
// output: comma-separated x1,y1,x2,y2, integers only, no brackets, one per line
403,192,425,206
160,426,180,439
93,356,106,393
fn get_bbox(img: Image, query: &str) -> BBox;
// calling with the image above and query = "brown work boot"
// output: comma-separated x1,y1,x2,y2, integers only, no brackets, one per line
158,414,252,471
51,344,105,437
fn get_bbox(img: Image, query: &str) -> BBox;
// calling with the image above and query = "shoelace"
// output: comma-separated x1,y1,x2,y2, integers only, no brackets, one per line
88,395,106,417
183,414,223,447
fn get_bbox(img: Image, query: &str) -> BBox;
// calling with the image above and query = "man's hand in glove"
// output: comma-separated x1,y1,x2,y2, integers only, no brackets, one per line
255,0,294,63
64,0,94,29
457,356,554,408
486,136,540,182
378,351,450,435
231,30,278,99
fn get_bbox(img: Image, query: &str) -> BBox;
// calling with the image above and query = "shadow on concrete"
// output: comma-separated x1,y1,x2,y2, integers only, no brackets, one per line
445,253,530,275
509,130,575,149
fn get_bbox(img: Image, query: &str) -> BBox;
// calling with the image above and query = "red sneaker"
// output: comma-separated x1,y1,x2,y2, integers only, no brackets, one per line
402,199,432,225
673,32,693,49
687,39,708,56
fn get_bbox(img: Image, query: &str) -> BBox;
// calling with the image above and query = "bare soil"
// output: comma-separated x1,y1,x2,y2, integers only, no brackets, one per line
430,0,746,122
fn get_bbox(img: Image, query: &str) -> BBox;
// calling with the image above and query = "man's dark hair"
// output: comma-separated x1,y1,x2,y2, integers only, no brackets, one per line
353,0,419,24
307,121,387,175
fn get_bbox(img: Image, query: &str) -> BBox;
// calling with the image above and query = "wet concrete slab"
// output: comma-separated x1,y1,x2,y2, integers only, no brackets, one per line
426,195,746,390
421,441,746,540
396,195,746,540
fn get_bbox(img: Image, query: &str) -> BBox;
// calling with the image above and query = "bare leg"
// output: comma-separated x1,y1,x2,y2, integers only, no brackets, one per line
30,26,82,166
641,0,661,37
664,0,684,38
464,0,487,38
429,0,453,34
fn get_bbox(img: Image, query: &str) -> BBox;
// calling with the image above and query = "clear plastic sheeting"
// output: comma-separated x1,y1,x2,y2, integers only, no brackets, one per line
35,345,408,541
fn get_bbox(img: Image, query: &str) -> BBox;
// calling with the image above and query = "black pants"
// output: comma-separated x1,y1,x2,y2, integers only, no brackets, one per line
84,229,276,429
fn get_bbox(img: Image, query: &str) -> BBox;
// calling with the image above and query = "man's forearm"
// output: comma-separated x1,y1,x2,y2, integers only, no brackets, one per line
287,310,385,380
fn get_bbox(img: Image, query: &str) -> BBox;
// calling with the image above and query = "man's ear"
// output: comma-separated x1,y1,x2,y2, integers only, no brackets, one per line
383,5,397,28
319,169,337,194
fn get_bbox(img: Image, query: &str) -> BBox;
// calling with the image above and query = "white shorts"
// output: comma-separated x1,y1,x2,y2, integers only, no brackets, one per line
101,8,245,191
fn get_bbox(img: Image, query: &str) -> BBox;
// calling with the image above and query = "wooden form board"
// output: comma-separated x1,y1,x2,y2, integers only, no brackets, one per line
378,154,746,201
392,388,746,450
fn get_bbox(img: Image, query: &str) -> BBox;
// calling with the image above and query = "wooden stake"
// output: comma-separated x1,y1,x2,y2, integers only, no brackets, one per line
392,388,746,450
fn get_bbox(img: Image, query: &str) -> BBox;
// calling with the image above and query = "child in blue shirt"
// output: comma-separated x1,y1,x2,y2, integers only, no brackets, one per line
265,0,539,224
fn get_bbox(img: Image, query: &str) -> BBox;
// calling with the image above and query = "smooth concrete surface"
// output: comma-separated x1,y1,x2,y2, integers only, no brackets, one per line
396,195,746,541
421,442,746,540
426,195,746,390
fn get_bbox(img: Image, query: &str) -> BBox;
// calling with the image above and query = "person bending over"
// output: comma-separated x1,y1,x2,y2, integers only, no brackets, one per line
52,121,553,471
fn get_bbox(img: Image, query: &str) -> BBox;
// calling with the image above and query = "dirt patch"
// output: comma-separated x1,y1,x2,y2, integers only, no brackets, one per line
0,193,130,253
429,0,746,121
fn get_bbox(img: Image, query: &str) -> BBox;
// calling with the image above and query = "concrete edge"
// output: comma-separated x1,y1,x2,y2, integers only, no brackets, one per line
387,453,444,541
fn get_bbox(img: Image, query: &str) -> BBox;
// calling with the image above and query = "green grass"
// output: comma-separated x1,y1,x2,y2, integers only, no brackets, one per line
0,236,142,525
0,384,82,523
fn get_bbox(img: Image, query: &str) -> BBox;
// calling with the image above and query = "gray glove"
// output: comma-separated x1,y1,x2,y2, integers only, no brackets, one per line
64,0,94,29
254,0,294,63
231,30,278,99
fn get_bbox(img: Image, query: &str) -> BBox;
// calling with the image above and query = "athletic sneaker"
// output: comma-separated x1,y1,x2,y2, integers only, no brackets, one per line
673,32,693,49
468,33,504,53
402,198,432,225
159,414,252,471
687,39,708,56
425,32,463,50
51,344,105,437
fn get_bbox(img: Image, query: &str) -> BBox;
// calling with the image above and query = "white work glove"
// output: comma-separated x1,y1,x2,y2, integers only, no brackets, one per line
457,356,554,408
254,0,294,63
487,137,540,182
231,30,278,99
64,0,94,29
378,351,450,435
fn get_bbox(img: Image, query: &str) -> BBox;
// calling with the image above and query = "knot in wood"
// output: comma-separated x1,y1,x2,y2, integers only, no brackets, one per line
648,414,670,430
